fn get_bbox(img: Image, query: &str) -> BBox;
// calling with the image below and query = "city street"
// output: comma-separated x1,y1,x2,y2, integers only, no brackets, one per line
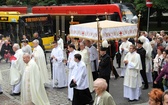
0,53,150,105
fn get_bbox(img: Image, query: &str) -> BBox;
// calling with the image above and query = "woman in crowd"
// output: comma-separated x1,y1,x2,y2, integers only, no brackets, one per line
148,88,163,105
93,78,116,105
153,46,164,91
154,53,168,91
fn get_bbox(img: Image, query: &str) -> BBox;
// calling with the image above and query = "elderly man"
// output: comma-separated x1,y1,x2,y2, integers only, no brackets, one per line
10,43,24,96
32,39,49,84
50,41,67,88
33,32,45,51
85,40,98,81
93,78,116,105
79,42,94,92
123,45,142,101
21,53,50,105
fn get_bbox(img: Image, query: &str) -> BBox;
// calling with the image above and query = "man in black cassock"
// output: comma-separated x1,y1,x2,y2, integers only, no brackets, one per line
98,46,111,92
137,40,148,89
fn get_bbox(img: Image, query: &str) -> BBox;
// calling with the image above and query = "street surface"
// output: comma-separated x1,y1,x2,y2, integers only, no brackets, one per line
0,53,150,105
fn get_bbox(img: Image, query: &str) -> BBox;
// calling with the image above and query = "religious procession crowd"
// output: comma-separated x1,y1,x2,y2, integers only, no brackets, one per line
0,30,168,105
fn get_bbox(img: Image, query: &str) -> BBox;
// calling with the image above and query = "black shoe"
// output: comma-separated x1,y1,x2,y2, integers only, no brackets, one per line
115,75,119,80
128,99,138,102
10,92,20,96
0,92,3,94
120,76,124,78
89,100,94,105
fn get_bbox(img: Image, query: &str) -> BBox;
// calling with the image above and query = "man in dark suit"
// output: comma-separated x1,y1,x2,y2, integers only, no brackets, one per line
137,40,148,89
98,46,111,92
33,32,45,51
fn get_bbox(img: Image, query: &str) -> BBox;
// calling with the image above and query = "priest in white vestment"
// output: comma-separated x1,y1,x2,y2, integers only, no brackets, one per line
85,40,98,81
139,36,153,82
79,42,94,92
32,39,49,84
0,71,3,94
50,41,67,88
21,53,50,105
10,43,25,95
67,44,77,101
119,38,132,77
123,45,142,101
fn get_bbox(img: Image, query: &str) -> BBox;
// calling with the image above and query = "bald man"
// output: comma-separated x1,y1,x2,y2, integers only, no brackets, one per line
10,43,25,96
32,39,49,84
21,53,50,105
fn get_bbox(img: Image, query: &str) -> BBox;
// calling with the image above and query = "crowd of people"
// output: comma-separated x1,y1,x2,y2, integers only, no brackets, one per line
0,30,168,105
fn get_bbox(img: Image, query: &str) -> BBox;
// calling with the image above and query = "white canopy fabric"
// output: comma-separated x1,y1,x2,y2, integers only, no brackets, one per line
69,20,138,40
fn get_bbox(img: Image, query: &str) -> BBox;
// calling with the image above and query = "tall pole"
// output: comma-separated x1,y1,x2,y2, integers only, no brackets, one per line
147,7,150,33
137,11,141,41
96,17,100,60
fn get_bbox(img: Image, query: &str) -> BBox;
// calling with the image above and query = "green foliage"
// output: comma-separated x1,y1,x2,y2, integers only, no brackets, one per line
6,0,18,5
37,0,57,6
29,0,39,5
0,0,6,5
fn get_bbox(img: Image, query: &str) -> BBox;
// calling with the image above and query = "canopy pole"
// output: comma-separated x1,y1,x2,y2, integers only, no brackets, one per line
136,11,141,42
96,17,100,60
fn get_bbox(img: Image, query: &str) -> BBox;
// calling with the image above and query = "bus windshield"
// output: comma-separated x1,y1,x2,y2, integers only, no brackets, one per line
19,15,53,41
0,22,17,41
118,3,137,23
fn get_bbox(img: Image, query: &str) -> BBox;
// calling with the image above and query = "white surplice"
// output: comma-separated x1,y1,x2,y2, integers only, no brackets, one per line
123,51,142,100
119,40,132,76
79,48,94,92
32,45,49,84
67,50,77,101
71,60,89,90
21,59,50,105
51,46,67,88
10,49,25,93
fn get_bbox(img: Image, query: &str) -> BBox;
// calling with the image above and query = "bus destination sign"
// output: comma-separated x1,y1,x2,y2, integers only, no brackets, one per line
25,17,48,22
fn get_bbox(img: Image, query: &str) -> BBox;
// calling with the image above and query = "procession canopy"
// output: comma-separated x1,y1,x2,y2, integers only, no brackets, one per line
69,20,138,41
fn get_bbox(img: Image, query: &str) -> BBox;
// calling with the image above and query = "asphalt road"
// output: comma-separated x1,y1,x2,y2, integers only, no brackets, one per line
0,53,150,105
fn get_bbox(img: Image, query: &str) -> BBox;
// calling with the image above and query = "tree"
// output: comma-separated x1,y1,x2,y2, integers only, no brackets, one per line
134,0,168,27
0,0,6,5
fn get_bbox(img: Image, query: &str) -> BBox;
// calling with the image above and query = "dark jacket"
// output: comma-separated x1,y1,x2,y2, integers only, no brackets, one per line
98,54,111,77
137,47,146,71
155,63,168,82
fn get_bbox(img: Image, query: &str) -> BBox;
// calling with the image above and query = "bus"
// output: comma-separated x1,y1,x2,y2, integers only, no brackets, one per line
32,3,137,35
0,12,54,50
0,3,137,39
